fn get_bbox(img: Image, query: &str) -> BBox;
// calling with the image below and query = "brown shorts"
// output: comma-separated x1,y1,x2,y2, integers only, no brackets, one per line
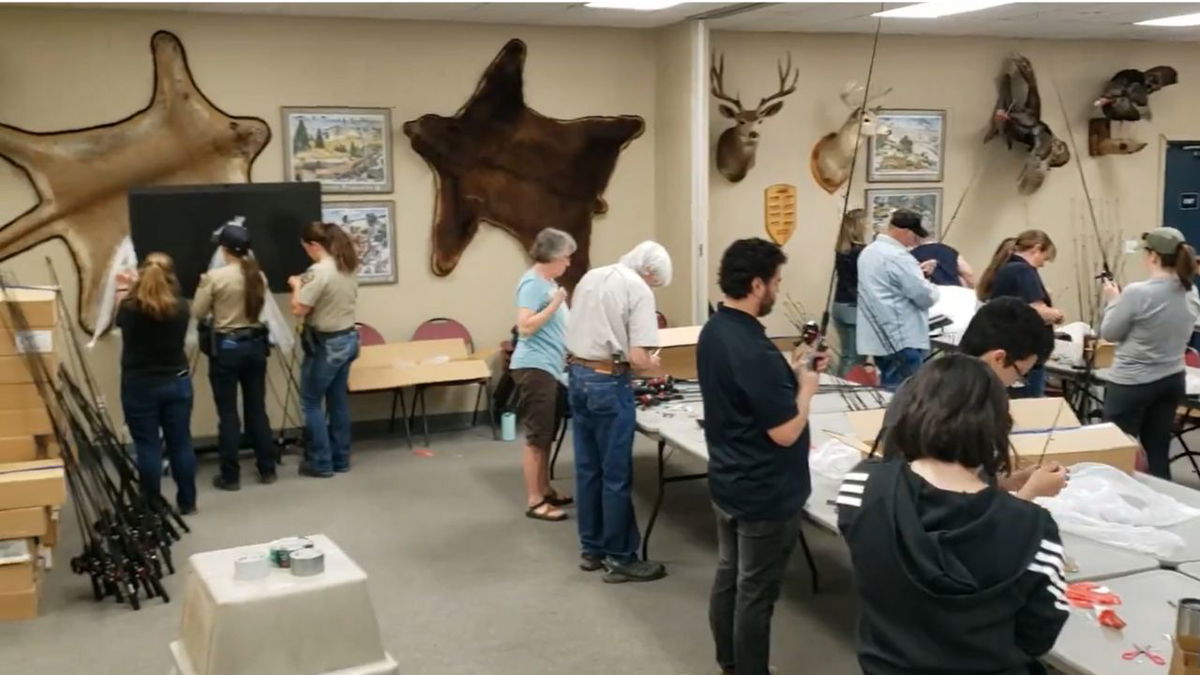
512,368,560,449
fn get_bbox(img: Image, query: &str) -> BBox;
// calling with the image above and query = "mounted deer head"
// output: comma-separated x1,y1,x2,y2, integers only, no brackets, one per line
810,81,893,194
711,52,798,183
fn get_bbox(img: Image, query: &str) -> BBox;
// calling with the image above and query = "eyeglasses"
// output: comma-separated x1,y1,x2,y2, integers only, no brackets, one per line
1008,359,1035,387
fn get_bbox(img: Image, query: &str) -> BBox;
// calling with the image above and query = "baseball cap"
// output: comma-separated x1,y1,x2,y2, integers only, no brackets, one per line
889,209,930,239
212,220,251,254
1142,227,1186,255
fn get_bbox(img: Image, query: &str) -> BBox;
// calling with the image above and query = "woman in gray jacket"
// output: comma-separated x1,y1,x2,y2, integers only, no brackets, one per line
1100,227,1200,479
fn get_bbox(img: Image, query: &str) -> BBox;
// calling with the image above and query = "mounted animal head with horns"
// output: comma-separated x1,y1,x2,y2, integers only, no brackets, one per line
711,52,799,183
810,81,893,194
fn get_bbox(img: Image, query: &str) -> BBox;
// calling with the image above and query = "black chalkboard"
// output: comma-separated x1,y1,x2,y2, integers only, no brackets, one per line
128,182,320,297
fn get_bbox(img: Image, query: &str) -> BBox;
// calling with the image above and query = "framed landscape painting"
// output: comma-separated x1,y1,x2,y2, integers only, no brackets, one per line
865,188,943,237
867,109,946,183
322,201,397,285
283,107,393,193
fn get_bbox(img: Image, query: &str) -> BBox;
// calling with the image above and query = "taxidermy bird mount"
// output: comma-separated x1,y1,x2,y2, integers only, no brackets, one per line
711,52,799,183
983,54,1069,195
1095,66,1178,122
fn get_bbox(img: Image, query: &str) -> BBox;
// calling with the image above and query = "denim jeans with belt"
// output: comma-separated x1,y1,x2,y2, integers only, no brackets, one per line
568,363,639,564
875,347,927,391
209,333,275,481
121,373,196,511
301,330,360,473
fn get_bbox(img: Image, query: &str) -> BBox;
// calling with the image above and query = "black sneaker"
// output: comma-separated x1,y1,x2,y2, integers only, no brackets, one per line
212,475,241,491
579,554,604,572
602,558,667,583
299,463,334,478
178,505,198,516
333,465,350,474
257,471,278,485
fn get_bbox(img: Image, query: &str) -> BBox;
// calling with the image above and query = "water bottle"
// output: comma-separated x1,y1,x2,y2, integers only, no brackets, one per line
501,412,517,442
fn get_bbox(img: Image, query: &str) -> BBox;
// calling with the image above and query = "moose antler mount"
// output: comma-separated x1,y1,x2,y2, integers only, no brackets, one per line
711,52,798,183
810,81,892,194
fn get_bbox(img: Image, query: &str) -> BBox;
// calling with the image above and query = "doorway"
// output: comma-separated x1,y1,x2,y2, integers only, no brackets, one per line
1163,141,1200,244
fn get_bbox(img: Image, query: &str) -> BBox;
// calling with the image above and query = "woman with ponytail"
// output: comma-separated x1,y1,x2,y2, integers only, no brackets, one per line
289,222,360,478
115,252,197,514
193,223,276,491
1100,227,1200,479
976,230,1062,397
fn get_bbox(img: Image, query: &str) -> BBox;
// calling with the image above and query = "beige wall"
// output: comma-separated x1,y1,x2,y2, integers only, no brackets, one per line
708,31,1200,336
0,6,658,435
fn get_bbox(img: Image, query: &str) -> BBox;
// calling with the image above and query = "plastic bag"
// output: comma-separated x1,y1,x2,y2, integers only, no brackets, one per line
1036,462,1200,557
809,439,863,480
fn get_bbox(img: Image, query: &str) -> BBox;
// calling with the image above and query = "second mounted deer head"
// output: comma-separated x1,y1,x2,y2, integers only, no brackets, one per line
810,81,893,194
711,52,799,183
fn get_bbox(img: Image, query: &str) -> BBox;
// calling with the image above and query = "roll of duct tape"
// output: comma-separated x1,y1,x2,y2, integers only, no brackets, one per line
268,537,313,568
289,548,325,577
233,554,270,581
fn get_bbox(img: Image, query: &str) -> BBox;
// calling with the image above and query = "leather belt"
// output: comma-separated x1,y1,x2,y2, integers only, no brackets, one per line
568,355,630,375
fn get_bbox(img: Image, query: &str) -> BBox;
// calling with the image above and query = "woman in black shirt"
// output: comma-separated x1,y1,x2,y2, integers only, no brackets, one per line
977,230,1063,397
115,252,196,514
832,209,868,376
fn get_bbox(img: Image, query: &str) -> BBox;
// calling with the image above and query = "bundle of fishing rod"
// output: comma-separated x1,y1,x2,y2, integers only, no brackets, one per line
1,268,189,611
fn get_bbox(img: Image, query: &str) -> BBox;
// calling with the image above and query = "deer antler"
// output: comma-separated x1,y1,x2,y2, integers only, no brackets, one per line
839,81,893,110
756,52,799,110
710,52,744,111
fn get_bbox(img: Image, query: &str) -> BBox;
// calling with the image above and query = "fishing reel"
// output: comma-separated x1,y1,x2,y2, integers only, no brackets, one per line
1094,269,1115,282
797,320,830,370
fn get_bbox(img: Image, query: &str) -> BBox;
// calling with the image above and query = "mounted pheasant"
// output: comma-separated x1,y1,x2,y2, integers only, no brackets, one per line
710,52,798,183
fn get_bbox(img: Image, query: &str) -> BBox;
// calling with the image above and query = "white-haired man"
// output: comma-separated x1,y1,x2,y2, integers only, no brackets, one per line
565,241,672,583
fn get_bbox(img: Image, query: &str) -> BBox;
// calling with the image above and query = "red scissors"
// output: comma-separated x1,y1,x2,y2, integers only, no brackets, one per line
1121,644,1166,666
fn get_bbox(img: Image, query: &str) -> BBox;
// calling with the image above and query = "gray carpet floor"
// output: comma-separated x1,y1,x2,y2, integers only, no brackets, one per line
0,428,864,674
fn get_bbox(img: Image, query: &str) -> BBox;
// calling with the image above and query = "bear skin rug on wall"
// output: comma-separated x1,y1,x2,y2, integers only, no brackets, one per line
0,30,270,331
403,38,645,291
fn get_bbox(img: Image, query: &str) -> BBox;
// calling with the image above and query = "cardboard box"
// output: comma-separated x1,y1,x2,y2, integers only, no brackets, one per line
0,354,57,385
0,408,51,436
1009,423,1139,473
0,287,56,330
0,328,54,356
0,459,66,510
0,436,58,463
0,506,48,539
0,539,35,594
41,508,58,548
846,397,1082,445
0,383,46,410
1089,339,1116,369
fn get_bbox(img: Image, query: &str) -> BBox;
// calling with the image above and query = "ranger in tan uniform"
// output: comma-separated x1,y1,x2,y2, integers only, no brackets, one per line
289,221,360,478
193,223,277,490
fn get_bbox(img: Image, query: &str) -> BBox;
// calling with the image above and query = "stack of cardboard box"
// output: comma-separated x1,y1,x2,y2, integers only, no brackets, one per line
0,288,67,621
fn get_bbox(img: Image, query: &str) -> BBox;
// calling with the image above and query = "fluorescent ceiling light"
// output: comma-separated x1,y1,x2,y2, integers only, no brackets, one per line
585,0,682,9
1136,12,1200,27
873,1,1014,19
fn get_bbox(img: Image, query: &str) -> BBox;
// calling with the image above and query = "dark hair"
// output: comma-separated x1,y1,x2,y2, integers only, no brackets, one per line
890,209,922,231
960,297,1055,366
302,222,359,274
223,247,266,320
129,252,181,321
883,354,1013,478
977,230,1056,300
718,238,787,299
1159,243,1198,291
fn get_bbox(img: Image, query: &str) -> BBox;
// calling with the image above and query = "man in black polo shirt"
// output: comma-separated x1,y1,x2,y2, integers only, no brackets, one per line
697,238,826,675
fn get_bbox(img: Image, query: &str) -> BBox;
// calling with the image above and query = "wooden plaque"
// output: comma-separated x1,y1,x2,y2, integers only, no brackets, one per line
764,184,798,245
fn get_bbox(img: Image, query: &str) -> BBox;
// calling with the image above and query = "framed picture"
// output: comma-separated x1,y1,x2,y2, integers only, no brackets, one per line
282,107,393,193
867,109,946,183
322,201,397,285
865,188,943,237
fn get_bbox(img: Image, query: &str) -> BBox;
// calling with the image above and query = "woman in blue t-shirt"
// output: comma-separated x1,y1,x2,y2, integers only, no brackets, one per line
977,230,1062,397
512,228,576,522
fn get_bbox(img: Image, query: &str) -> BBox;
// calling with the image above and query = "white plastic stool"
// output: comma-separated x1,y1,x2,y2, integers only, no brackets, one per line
171,534,398,675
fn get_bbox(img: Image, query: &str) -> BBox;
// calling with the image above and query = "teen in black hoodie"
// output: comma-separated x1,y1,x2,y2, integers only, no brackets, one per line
837,355,1069,675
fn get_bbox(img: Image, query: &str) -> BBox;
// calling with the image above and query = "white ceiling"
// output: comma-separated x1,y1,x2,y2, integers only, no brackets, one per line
30,2,1200,41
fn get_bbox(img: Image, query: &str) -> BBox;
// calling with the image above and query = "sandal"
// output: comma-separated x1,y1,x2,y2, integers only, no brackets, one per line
525,499,567,522
545,490,574,507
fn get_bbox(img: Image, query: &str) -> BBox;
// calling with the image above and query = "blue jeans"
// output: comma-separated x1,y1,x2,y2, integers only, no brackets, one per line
209,335,275,481
876,348,926,392
1010,364,1047,399
300,331,359,473
121,373,196,511
831,302,864,377
569,364,639,564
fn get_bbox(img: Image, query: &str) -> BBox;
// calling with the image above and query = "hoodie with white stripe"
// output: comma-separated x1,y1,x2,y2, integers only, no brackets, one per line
836,458,1068,675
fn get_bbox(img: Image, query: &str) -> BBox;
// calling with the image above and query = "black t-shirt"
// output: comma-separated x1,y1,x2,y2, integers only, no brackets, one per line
988,255,1051,306
116,298,190,379
834,245,865,304
697,304,811,521
911,242,960,287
